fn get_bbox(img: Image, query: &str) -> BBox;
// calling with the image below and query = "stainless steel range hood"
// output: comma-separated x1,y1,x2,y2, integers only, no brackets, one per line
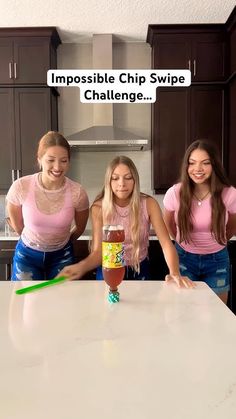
67,34,149,152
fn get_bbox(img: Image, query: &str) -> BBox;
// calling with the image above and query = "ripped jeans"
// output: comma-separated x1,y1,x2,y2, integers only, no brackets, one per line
175,243,230,294
11,238,75,281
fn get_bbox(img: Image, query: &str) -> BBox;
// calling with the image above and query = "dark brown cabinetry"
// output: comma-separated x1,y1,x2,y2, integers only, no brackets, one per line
227,8,236,186
147,8,235,193
0,241,16,280
153,86,225,191
0,28,60,85
0,87,58,192
0,27,61,193
152,29,226,82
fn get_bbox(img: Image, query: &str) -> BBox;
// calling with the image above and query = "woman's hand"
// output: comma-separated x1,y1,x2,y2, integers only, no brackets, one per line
165,274,196,288
56,264,82,281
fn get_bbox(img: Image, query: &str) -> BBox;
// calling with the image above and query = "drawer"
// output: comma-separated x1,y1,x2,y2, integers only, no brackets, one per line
0,241,16,262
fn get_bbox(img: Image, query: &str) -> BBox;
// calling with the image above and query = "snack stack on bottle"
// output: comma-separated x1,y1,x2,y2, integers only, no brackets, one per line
102,225,125,303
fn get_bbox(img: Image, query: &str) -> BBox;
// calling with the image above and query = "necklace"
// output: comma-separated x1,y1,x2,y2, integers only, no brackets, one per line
38,173,65,202
193,191,210,206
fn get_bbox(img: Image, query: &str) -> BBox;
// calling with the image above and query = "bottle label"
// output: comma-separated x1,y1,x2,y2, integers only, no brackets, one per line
102,242,124,268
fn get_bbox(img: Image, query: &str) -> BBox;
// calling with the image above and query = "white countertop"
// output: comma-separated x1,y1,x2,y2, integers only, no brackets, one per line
0,280,236,419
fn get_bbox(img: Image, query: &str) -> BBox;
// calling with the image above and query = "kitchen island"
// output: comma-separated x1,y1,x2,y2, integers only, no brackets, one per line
0,280,236,419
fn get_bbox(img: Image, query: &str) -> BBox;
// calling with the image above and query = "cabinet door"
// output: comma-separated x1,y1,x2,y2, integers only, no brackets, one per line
228,78,236,186
152,88,189,192
0,88,15,191
191,33,226,81
0,87,58,192
14,38,50,84
14,88,57,177
153,34,191,71
152,86,225,192
152,31,226,82
0,38,14,84
190,86,225,157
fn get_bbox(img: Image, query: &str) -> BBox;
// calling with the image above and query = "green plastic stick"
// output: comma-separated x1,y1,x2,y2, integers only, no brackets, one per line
15,276,67,295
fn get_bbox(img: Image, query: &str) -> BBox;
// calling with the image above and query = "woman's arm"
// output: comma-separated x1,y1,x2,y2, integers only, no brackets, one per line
147,197,194,288
226,213,236,240
163,208,177,239
57,204,103,280
7,202,24,235
70,208,89,241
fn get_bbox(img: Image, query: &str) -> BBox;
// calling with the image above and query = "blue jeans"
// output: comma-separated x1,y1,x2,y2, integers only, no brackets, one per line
96,257,150,281
11,238,75,281
175,243,230,294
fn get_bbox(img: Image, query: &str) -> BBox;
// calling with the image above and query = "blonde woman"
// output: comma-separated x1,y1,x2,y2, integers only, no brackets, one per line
58,156,194,288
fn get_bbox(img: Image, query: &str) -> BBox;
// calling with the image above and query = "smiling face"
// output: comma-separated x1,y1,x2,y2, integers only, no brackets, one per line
187,148,212,185
38,146,70,188
110,163,135,205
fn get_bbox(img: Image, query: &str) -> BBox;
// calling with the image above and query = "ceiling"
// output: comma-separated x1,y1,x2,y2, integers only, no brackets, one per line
1,0,235,43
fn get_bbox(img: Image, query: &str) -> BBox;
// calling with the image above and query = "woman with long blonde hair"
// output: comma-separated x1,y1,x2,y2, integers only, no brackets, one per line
163,140,236,303
58,155,194,287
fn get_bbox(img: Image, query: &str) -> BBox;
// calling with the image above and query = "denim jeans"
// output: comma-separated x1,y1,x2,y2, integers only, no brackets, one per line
96,257,150,281
175,242,230,294
11,238,75,281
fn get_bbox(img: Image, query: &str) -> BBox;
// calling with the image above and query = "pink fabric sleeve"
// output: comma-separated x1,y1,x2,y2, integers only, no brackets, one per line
223,186,236,214
70,180,89,212
6,177,27,206
163,184,179,212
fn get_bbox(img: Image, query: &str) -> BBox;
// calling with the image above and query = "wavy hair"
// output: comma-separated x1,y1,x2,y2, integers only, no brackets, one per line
178,140,231,244
94,156,144,271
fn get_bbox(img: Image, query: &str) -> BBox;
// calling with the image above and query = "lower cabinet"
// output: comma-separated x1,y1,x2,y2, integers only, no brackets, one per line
0,241,16,280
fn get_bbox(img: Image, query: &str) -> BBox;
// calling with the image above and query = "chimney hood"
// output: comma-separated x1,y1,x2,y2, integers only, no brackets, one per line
67,34,149,152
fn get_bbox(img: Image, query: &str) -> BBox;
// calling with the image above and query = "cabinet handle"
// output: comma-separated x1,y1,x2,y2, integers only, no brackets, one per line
1,249,15,252
188,60,191,71
193,59,196,77
9,62,13,79
14,62,17,79
11,169,16,183
16,169,21,179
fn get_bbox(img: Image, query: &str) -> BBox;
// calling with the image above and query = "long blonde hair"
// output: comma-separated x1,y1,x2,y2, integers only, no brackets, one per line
94,156,144,271
178,140,231,244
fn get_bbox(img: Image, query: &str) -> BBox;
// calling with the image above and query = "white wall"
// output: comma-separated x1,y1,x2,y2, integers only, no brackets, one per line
57,42,165,209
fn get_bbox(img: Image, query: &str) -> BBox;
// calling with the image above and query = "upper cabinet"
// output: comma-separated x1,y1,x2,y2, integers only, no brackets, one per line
147,26,227,82
0,27,61,85
147,8,236,193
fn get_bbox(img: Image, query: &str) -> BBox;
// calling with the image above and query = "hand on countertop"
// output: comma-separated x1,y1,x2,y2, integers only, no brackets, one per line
165,274,196,288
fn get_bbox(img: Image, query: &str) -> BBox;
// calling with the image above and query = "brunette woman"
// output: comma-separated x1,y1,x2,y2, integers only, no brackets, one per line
163,140,236,303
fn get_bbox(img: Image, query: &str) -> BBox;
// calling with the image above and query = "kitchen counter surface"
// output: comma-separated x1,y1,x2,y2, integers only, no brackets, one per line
0,280,236,419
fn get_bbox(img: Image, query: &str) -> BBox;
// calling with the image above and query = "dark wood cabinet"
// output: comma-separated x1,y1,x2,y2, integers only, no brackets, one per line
152,85,225,192
0,241,16,280
227,8,236,187
0,27,60,193
147,8,236,193
149,28,226,82
0,87,58,193
0,28,60,85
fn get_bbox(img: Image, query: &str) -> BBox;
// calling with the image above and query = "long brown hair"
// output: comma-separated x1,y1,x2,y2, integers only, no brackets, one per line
178,140,231,244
